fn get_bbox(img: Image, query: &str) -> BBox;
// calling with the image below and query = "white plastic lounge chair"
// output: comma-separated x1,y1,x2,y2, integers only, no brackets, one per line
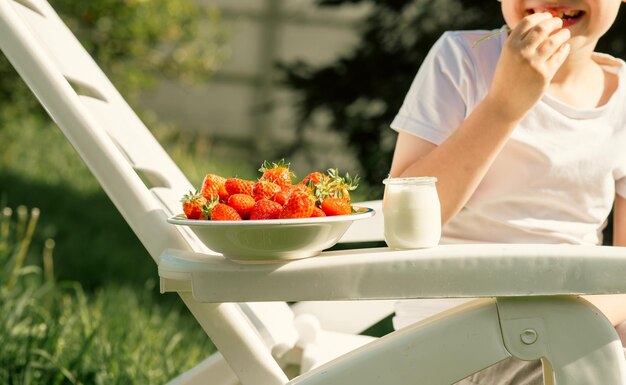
2,1,626,384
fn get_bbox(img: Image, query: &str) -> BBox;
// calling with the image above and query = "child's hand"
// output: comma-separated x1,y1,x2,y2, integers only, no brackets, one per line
488,12,571,121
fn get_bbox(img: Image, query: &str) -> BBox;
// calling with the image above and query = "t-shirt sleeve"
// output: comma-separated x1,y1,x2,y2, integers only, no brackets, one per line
390,31,477,145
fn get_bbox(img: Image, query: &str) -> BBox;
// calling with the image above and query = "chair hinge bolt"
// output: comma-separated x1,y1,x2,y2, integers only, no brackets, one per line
520,329,538,345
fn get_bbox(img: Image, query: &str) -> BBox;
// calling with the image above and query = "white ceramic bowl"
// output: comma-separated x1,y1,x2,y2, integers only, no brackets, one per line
168,206,375,262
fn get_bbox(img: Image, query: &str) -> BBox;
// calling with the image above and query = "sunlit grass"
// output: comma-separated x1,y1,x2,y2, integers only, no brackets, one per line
0,205,214,384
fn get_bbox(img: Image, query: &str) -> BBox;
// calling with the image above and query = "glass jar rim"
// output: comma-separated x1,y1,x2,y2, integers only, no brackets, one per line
383,176,437,185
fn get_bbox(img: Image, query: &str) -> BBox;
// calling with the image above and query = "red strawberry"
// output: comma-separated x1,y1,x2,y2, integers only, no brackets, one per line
259,159,294,190
251,180,281,201
273,189,289,206
279,190,315,219
321,198,352,216
249,199,283,220
310,206,327,218
206,202,242,221
301,171,323,185
227,194,255,219
181,191,207,220
274,184,310,206
201,173,228,201
224,178,254,196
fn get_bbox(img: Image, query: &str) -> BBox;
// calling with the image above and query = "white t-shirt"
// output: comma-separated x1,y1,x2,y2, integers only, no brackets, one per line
390,28,626,328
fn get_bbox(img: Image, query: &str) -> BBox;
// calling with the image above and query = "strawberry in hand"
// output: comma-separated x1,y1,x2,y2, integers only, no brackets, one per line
181,191,208,219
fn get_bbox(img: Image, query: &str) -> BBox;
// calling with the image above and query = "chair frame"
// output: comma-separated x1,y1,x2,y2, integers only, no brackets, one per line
2,1,626,384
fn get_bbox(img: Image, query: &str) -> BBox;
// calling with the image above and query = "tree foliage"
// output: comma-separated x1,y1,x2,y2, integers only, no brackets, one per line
0,0,228,124
280,0,626,195
0,1,231,284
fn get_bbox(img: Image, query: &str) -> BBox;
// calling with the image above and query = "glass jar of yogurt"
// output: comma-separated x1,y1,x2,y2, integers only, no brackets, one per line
382,177,441,249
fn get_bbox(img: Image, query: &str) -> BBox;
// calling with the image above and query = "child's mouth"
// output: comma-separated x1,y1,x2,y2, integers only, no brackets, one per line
526,8,585,27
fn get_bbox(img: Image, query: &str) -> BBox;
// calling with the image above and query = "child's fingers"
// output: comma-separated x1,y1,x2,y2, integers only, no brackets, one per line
546,42,571,71
510,12,554,40
513,11,553,32
536,27,571,58
518,16,564,49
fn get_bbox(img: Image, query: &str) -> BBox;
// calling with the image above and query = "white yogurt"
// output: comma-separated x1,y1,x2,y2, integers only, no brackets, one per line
382,177,441,249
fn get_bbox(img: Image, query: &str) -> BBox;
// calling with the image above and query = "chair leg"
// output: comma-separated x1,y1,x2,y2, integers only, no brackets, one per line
289,298,511,385
178,293,289,385
166,352,240,385
497,296,626,385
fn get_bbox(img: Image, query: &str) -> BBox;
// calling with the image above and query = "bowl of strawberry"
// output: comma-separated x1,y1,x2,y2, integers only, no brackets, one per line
167,160,375,262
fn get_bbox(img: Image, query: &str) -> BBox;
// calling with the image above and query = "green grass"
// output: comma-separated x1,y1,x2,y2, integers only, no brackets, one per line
1,282,214,385
0,205,214,384
0,117,225,383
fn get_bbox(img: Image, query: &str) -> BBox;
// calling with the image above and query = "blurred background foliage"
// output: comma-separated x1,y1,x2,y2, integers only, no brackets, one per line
0,0,233,287
0,0,230,195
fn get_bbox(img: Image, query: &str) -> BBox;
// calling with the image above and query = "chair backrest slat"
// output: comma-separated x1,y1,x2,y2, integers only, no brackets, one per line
0,0,207,258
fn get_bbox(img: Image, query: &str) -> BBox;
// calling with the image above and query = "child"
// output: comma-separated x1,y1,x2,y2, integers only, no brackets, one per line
388,1,626,384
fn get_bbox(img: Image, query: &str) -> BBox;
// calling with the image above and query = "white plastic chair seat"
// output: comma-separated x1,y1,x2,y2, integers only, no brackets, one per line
299,331,376,374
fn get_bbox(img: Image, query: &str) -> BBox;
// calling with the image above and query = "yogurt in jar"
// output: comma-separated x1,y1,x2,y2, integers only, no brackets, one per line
382,177,441,249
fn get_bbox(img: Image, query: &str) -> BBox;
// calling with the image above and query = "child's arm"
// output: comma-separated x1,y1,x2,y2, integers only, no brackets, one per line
582,195,626,326
390,12,570,224
390,101,522,224
614,194,626,246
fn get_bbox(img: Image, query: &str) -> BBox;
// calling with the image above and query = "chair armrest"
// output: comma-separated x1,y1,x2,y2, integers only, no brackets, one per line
159,243,626,303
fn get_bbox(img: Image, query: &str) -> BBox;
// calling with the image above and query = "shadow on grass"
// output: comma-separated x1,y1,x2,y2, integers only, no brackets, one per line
1,171,154,291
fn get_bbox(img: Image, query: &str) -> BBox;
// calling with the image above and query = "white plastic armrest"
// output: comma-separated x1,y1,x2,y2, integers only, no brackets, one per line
159,244,626,303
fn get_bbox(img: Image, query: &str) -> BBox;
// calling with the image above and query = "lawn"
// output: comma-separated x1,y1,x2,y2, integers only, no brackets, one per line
0,116,241,383
0,202,215,384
